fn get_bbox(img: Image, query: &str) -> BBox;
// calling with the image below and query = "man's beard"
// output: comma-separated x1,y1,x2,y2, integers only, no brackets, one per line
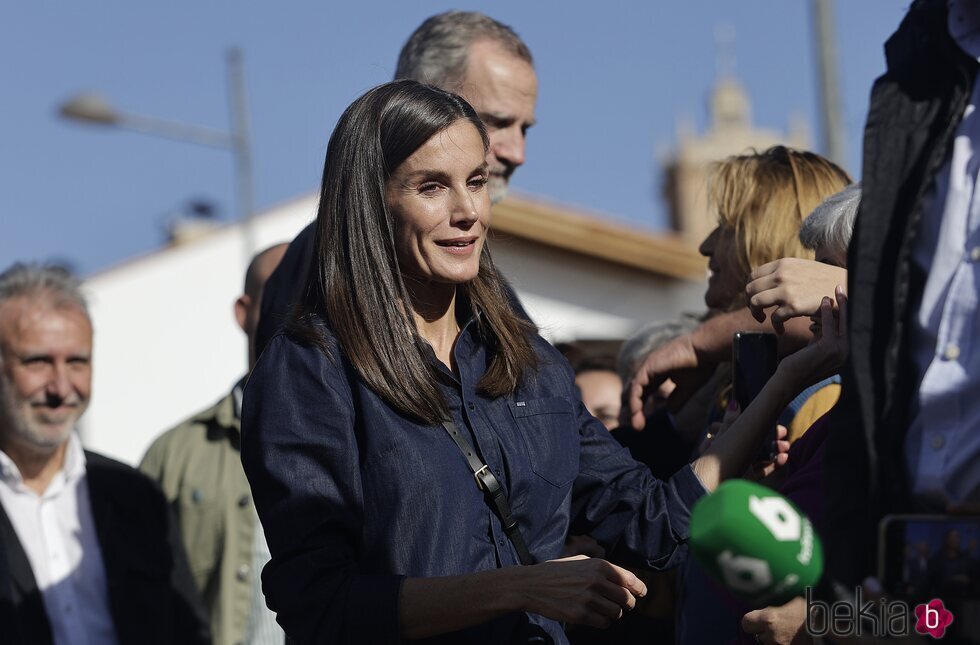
488,170,510,205
0,386,76,454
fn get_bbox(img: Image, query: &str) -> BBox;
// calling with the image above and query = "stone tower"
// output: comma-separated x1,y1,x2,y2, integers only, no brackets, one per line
661,73,809,244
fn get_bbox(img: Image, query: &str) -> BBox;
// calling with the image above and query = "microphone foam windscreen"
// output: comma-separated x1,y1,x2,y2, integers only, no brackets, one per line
689,479,823,607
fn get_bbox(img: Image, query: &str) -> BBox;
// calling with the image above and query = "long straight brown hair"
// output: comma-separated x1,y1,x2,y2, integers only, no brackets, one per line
292,80,537,424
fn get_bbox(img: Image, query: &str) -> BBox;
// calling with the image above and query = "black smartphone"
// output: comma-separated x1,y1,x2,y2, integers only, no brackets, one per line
879,514,980,643
731,331,778,461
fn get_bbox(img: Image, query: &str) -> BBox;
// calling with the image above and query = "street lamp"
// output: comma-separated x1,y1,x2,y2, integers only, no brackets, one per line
59,48,256,256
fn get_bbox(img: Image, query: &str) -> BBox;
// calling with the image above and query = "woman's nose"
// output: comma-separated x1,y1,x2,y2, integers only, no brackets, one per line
699,227,719,257
450,187,480,226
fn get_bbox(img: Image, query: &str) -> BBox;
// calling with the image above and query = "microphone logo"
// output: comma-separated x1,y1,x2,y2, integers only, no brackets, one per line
689,481,824,606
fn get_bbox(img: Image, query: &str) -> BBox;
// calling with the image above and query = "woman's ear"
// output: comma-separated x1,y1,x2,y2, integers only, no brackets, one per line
234,294,252,333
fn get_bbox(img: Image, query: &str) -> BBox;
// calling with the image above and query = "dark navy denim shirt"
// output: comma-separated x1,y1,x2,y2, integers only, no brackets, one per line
241,316,706,644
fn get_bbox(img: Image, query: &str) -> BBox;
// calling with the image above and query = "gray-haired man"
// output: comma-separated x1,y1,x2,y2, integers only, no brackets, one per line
0,263,209,645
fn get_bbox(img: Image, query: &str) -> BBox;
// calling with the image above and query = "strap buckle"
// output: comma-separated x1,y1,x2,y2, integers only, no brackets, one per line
473,465,492,491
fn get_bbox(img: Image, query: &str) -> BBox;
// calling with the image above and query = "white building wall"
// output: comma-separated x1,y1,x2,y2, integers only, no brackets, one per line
492,238,705,343
80,195,317,465
80,193,706,466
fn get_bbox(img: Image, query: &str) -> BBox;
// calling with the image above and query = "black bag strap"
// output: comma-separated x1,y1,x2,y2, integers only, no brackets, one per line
441,420,534,566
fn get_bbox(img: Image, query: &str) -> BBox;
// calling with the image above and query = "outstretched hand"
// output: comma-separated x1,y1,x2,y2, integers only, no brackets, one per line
627,334,712,429
746,258,848,334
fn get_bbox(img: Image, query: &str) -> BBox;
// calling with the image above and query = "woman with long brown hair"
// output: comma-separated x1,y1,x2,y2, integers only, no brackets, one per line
241,80,783,644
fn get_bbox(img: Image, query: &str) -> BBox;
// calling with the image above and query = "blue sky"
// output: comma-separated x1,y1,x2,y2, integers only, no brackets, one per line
1,1,909,275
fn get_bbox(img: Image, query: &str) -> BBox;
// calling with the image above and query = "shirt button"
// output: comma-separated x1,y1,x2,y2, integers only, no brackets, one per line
944,344,961,361
467,402,475,411
238,494,250,508
970,247,980,262
236,564,250,582
932,435,946,450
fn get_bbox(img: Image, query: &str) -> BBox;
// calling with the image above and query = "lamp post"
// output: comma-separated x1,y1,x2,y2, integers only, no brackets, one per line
59,48,256,256
811,0,846,167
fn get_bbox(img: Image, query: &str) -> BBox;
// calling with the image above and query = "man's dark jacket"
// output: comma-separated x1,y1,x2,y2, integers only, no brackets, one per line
0,451,211,645
256,222,316,358
824,0,978,590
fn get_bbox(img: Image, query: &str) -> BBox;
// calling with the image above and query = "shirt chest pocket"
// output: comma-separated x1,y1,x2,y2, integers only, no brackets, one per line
176,489,223,588
510,397,578,488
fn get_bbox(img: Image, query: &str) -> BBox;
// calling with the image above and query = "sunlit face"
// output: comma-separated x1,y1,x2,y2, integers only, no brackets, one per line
0,298,92,454
576,369,623,430
458,40,537,204
699,225,745,310
385,119,491,286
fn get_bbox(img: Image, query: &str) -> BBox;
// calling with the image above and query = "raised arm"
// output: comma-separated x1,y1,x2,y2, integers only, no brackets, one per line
627,306,812,429
692,288,848,490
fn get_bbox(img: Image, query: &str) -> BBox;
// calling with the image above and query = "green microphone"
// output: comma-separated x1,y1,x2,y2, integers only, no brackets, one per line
689,480,823,607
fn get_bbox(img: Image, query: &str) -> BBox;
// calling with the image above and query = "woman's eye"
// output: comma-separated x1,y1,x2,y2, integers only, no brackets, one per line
419,183,441,195
468,176,488,189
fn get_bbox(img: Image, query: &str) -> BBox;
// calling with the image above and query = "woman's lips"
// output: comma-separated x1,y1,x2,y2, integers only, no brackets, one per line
435,237,478,255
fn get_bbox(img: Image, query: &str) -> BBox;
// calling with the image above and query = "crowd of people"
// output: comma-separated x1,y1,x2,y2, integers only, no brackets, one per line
1,2,978,643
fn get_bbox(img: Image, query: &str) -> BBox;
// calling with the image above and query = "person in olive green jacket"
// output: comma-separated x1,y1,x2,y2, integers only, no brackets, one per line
141,243,287,645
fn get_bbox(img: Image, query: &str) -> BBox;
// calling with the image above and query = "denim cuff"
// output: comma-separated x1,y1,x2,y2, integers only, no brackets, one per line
666,464,709,542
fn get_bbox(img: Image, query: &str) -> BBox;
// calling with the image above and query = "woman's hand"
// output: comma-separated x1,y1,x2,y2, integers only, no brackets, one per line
518,555,647,629
747,424,790,481
401,557,643,639
776,286,848,391
746,259,848,334
699,402,789,481
628,334,714,427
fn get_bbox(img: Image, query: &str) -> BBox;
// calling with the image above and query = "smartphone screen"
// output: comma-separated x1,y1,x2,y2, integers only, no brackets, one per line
731,331,778,461
879,514,980,642
880,514,980,599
